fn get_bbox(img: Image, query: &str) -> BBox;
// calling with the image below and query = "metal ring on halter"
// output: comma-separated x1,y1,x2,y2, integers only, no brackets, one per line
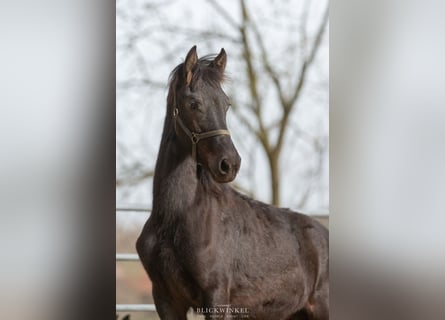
191,133,199,144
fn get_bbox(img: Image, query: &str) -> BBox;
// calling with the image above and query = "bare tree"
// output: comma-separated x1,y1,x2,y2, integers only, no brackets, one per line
117,0,329,210
211,0,329,205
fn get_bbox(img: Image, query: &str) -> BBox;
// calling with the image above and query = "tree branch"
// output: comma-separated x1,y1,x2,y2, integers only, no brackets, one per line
118,78,165,90
239,0,270,152
157,25,241,44
206,0,240,30
116,170,154,187
289,2,329,108
299,0,311,57
231,102,257,135
250,17,287,109
274,2,329,155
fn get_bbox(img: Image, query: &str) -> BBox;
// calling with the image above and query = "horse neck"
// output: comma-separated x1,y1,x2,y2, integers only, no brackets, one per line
152,111,200,214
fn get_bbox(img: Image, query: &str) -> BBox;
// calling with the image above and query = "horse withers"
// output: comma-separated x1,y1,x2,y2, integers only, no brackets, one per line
136,46,329,320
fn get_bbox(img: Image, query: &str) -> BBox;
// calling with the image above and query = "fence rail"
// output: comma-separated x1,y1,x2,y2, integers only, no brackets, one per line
116,304,157,312
116,207,152,212
116,253,140,261
116,207,155,313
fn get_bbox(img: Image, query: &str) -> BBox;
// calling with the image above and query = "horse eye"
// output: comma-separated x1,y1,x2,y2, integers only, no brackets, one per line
189,101,198,110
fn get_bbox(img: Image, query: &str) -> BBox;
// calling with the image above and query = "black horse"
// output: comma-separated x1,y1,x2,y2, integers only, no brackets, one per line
136,46,329,320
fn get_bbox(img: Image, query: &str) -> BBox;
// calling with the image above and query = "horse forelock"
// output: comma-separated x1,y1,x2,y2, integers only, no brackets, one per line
167,55,227,108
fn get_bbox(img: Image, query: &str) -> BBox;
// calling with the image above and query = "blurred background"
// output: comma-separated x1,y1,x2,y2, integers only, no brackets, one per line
1,0,444,319
116,0,329,210
116,0,329,318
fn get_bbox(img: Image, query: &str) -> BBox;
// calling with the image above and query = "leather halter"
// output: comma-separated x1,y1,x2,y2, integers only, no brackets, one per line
173,107,230,162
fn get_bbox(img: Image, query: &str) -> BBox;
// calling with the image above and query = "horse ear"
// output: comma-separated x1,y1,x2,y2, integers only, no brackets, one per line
212,48,227,72
184,45,198,85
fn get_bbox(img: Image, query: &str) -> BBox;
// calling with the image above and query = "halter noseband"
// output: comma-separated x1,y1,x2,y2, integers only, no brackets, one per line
173,107,230,162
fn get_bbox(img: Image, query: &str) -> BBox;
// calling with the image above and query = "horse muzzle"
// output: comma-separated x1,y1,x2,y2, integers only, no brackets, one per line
199,136,241,183
215,152,241,183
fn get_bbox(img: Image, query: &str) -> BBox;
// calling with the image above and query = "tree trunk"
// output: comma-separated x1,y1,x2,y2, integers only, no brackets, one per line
268,152,280,206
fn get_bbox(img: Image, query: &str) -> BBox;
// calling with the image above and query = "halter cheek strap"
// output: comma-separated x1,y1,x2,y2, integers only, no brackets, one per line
173,107,230,162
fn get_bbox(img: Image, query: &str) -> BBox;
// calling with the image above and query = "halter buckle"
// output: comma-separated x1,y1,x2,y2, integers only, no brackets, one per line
191,132,199,144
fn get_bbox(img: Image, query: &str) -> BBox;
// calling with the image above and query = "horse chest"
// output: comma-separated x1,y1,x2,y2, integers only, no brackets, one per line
142,222,210,305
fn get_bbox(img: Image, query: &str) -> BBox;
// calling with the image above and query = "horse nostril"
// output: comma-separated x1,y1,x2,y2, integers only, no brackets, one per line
219,159,231,175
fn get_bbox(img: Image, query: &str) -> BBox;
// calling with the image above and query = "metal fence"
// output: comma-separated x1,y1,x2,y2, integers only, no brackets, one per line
116,207,156,313
116,206,329,313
